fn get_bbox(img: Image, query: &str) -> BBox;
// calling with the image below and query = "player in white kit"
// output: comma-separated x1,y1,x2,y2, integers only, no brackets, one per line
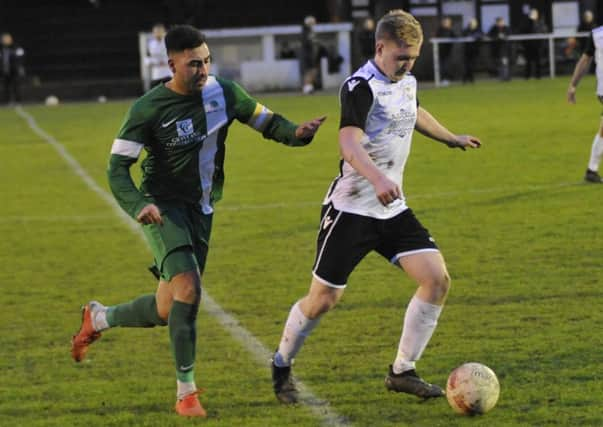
270,9,482,403
568,25,603,183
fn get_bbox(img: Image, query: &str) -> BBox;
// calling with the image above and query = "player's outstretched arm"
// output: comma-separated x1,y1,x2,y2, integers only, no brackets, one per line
229,78,326,146
295,115,327,139
415,107,481,150
567,53,593,104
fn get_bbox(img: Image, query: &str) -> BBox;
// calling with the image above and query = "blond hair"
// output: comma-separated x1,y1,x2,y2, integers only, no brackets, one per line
375,9,423,46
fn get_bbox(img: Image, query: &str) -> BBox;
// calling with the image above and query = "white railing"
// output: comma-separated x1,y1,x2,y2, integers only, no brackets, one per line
138,23,353,92
430,31,589,87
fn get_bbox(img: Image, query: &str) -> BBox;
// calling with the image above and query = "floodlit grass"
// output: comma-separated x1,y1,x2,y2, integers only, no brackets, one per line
1,76,602,426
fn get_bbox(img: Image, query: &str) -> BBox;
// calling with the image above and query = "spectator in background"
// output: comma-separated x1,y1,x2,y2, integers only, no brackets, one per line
0,32,25,104
561,36,580,64
577,10,595,75
357,16,375,67
436,16,456,85
577,10,595,52
146,23,172,88
488,17,510,81
462,18,482,83
521,8,548,79
301,15,320,94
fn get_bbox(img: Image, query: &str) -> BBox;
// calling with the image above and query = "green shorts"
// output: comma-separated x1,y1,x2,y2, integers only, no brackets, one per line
141,200,213,282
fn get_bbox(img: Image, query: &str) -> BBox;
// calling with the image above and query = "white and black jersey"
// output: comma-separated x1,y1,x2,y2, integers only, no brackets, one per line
311,61,439,287
583,26,603,96
323,60,418,219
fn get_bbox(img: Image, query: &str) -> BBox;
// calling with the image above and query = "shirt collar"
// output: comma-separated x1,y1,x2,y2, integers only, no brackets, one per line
368,59,403,84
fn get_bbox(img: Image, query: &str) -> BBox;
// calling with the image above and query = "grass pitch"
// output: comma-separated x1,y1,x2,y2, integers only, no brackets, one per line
1,76,602,426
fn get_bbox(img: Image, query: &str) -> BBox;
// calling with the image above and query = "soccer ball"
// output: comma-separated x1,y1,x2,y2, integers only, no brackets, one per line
45,95,59,107
446,362,500,415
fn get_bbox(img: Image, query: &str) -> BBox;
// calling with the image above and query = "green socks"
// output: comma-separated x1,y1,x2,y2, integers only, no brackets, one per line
106,294,168,327
169,301,199,382
105,296,199,383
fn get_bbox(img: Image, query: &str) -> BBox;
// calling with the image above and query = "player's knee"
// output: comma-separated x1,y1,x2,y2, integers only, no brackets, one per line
303,293,337,318
156,303,171,322
321,296,338,313
434,271,451,297
178,282,201,303
171,271,201,304
307,303,332,318
421,271,450,298
319,292,340,315
442,271,451,292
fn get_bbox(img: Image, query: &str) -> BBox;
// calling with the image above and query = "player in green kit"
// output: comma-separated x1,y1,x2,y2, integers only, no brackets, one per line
70,24,325,417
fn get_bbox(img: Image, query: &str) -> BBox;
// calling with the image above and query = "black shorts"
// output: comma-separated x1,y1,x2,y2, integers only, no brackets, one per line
312,203,439,287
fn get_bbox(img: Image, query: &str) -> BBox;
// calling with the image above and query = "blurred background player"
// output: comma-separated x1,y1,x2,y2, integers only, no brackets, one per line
577,10,596,75
521,8,548,79
301,15,320,94
0,32,25,104
567,24,603,183
488,17,510,81
462,18,482,83
577,10,595,53
70,24,325,417
356,16,375,68
270,9,481,404
435,16,456,86
145,23,172,87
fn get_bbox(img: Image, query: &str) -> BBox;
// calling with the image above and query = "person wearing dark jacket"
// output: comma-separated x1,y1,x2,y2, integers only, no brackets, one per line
521,9,548,79
577,10,595,53
488,17,510,81
0,33,25,104
462,18,483,83
301,15,320,94
436,16,456,84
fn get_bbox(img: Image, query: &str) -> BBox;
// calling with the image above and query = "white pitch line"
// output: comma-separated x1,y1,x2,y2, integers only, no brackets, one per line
15,106,351,427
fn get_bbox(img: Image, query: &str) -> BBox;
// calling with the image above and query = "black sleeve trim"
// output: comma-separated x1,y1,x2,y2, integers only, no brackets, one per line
339,77,373,130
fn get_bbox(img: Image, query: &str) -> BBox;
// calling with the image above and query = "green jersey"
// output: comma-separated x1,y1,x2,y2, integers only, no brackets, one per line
108,75,309,218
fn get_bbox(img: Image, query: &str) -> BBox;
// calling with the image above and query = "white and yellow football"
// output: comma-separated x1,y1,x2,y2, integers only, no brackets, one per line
446,362,500,415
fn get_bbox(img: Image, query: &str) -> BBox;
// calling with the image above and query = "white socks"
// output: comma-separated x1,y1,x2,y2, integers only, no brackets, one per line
273,296,441,373
588,134,603,172
90,301,110,332
392,296,443,374
177,380,197,400
274,302,321,367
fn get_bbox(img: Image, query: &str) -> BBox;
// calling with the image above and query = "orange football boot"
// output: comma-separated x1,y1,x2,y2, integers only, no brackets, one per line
175,390,207,417
71,302,102,362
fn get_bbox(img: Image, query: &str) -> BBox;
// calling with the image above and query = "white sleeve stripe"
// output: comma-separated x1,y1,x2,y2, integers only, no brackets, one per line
252,107,273,131
247,105,273,132
111,138,144,158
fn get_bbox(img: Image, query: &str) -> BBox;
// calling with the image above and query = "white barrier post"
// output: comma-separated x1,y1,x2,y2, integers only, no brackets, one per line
432,40,440,87
548,35,555,78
